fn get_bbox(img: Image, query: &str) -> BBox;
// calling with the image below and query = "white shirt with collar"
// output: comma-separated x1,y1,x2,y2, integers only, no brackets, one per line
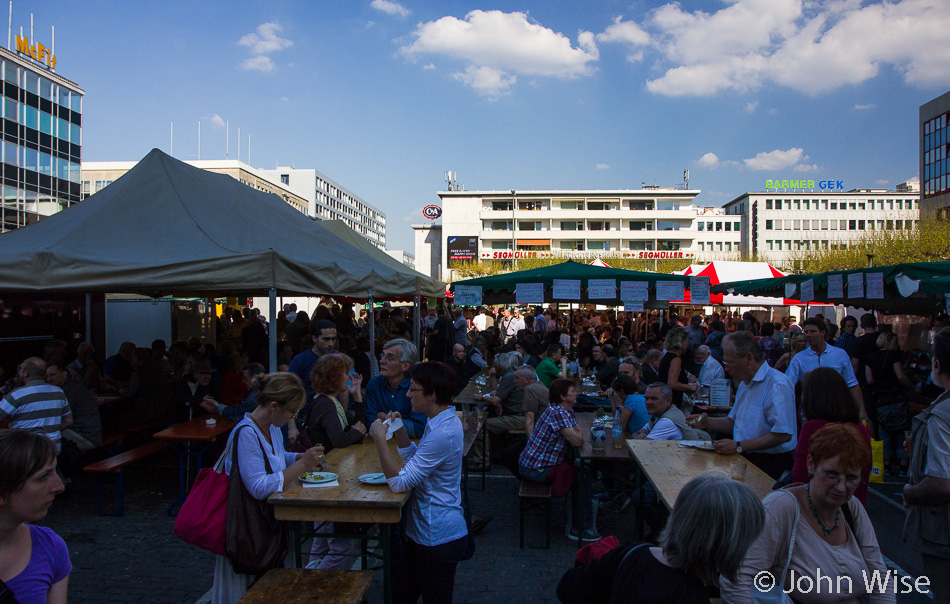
785,343,858,388
727,360,797,454
698,356,725,385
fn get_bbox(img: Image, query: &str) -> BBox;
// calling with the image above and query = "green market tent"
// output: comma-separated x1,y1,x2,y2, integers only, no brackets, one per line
712,261,950,316
451,260,695,307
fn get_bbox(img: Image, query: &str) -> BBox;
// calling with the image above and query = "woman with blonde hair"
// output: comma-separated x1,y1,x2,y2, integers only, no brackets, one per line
658,327,698,414
775,332,807,373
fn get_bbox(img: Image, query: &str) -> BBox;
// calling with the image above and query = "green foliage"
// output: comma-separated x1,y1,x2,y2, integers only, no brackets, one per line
785,220,950,274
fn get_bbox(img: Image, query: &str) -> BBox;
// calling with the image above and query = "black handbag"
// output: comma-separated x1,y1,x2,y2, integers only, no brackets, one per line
225,425,288,576
877,402,911,433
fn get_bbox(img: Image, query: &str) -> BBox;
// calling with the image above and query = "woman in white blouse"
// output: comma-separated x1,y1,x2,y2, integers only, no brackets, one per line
212,372,324,604
370,361,468,604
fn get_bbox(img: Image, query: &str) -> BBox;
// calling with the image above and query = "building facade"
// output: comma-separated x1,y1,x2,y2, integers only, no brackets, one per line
257,167,386,249
0,44,83,232
81,160,311,215
921,91,950,218
426,188,741,281
724,188,920,268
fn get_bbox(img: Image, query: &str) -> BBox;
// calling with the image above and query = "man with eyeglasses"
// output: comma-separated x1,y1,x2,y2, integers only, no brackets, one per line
687,331,797,479
289,319,338,413
364,338,427,438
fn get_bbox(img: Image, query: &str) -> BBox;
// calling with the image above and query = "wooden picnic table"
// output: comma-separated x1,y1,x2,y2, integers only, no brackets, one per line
626,439,774,510
576,411,629,460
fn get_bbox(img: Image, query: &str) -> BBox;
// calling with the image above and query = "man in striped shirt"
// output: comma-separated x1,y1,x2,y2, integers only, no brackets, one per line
0,357,72,452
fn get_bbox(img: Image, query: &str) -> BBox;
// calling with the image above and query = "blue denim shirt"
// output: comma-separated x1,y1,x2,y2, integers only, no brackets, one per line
364,375,427,438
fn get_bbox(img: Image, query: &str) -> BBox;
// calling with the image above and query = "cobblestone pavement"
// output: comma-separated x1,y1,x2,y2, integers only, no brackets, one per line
41,448,930,603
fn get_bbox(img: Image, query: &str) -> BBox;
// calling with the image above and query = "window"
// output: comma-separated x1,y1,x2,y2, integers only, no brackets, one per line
657,220,680,231
840,220,847,230
280,174,289,185
630,220,652,231
768,240,774,251
629,241,653,251
560,221,582,231
766,200,773,209
629,201,653,210
657,201,679,211
659,240,681,251
858,220,866,230
830,202,837,210
795,200,801,210
559,201,577,210
766,220,773,230
725,242,732,252
589,221,608,231
560,240,584,251
491,200,512,211
518,221,541,231
491,241,512,250
588,240,607,251
821,220,829,230
587,202,606,211
716,222,722,231
490,220,512,231
724,222,732,231
697,222,705,231
793,220,801,230
706,222,713,231
849,220,856,230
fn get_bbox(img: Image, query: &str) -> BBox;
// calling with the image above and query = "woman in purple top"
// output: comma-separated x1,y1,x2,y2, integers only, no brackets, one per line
0,429,71,604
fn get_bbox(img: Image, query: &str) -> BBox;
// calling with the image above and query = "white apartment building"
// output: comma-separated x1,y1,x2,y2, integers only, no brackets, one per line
426,188,742,281
258,167,386,249
724,187,921,268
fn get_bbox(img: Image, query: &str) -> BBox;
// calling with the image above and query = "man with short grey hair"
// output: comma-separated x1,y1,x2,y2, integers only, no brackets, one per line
470,359,539,471
365,338,427,438
632,383,688,440
694,345,725,385
0,357,72,452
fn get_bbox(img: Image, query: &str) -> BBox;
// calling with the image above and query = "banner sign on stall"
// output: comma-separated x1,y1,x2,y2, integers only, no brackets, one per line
587,279,617,300
452,285,482,307
827,274,844,298
785,283,797,298
865,272,885,299
516,283,545,305
847,273,864,299
624,300,644,312
710,379,732,406
799,279,815,303
656,281,685,301
689,276,711,305
620,281,649,301
552,279,581,300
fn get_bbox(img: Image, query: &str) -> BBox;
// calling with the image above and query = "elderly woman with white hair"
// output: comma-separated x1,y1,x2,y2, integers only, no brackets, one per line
557,473,765,603
469,350,524,471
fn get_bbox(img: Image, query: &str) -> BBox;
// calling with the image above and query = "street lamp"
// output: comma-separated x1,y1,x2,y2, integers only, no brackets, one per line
511,189,517,270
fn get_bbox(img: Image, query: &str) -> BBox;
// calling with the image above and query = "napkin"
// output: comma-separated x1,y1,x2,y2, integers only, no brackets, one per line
303,480,340,488
383,417,404,441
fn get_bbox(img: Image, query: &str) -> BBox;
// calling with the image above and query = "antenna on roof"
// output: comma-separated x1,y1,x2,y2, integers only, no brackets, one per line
445,170,461,191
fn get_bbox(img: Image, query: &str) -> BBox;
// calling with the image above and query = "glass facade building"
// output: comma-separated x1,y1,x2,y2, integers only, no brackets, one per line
921,91,950,218
0,46,83,232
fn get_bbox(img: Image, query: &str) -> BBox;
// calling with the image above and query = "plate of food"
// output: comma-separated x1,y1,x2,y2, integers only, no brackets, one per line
359,472,388,485
299,471,338,484
677,441,715,451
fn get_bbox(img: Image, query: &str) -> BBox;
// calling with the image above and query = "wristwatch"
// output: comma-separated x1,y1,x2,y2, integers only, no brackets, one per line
735,441,743,454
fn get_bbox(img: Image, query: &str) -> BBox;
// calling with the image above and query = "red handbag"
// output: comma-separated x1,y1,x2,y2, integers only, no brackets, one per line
174,439,231,555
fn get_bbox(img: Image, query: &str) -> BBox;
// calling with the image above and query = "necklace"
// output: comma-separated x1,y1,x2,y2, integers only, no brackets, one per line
806,483,839,536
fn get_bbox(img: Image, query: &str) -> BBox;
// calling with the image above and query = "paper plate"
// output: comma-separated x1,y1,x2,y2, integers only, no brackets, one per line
677,441,715,450
300,472,338,484
359,473,388,485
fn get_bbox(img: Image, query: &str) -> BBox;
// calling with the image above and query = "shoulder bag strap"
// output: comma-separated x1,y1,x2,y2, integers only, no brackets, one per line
776,490,801,588
230,423,274,476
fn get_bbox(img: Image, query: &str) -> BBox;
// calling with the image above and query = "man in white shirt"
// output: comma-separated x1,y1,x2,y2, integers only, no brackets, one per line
694,345,725,385
688,331,797,479
785,317,867,420
472,307,488,332
631,383,686,440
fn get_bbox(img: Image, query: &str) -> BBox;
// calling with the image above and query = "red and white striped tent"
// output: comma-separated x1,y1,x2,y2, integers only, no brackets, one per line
674,261,802,305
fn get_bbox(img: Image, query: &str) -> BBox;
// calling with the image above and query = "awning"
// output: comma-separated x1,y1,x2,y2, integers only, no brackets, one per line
517,239,551,246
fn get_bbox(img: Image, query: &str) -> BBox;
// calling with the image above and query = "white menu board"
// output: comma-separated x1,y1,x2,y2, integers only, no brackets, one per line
587,279,617,300
865,272,885,299
620,281,649,301
452,285,482,307
624,300,645,312
827,274,844,298
552,279,581,300
799,279,815,303
515,283,545,305
847,273,864,299
689,276,711,305
710,379,732,407
656,280,685,301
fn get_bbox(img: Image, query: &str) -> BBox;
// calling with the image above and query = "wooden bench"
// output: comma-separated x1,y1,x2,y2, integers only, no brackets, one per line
518,479,553,549
237,568,374,604
84,440,170,517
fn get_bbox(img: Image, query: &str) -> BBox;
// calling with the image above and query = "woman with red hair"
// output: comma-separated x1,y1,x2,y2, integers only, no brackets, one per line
722,423,894,603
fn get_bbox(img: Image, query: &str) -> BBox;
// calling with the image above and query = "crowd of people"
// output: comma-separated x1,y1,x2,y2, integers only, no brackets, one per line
3,298,950,603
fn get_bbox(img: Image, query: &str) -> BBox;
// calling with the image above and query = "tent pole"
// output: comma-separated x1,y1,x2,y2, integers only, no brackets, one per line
413,295,421,358
85,293,92,343
268,289,277,372
368,290,376,377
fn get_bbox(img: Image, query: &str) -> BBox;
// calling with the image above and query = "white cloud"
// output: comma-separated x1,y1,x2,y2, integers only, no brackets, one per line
853,103,876,110
238,23,293,55
596,163,610,170
633,0,950,96
207,114,226,128
241,55,275,72
793,163,819,172
401,10,599,95
697,152,720,169
767,108,779,116
238,23,292,72
280,97,289,102
452,66,517,99
876,179,890,185
596,16,650,63
744,147,808,171
744,101,759,114
371,0,409,17
423,63,436,70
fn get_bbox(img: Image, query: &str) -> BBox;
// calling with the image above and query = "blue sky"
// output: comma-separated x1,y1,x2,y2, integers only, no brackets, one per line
20,0,950,252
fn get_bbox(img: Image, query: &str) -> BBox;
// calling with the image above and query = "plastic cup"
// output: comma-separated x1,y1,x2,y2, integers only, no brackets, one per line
730,460,747,483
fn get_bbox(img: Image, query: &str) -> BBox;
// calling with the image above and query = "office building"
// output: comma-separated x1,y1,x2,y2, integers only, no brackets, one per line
724,187,920,268
921,91,950,218
420,188,742,281
0,40,83,232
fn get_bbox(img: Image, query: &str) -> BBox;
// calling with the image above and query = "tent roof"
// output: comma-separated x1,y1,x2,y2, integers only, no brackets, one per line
679,261,794,306
0,149,445,299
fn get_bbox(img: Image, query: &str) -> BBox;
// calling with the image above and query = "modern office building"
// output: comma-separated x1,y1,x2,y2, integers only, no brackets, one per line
385,249,415,270
421,188,742,281
724,186,920,268
257,167,386,249
81,160,310,215
0,40,83,232
921,91,950,218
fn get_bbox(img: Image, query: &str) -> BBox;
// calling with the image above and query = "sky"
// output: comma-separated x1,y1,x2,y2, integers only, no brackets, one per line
19,0,950,253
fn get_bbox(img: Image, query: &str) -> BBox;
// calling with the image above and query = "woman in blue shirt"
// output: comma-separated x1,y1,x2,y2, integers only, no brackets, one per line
611,374,650,435
369,361,468,604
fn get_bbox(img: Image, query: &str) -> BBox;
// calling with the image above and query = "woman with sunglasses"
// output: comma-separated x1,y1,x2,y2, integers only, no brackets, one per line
721,423,893,603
